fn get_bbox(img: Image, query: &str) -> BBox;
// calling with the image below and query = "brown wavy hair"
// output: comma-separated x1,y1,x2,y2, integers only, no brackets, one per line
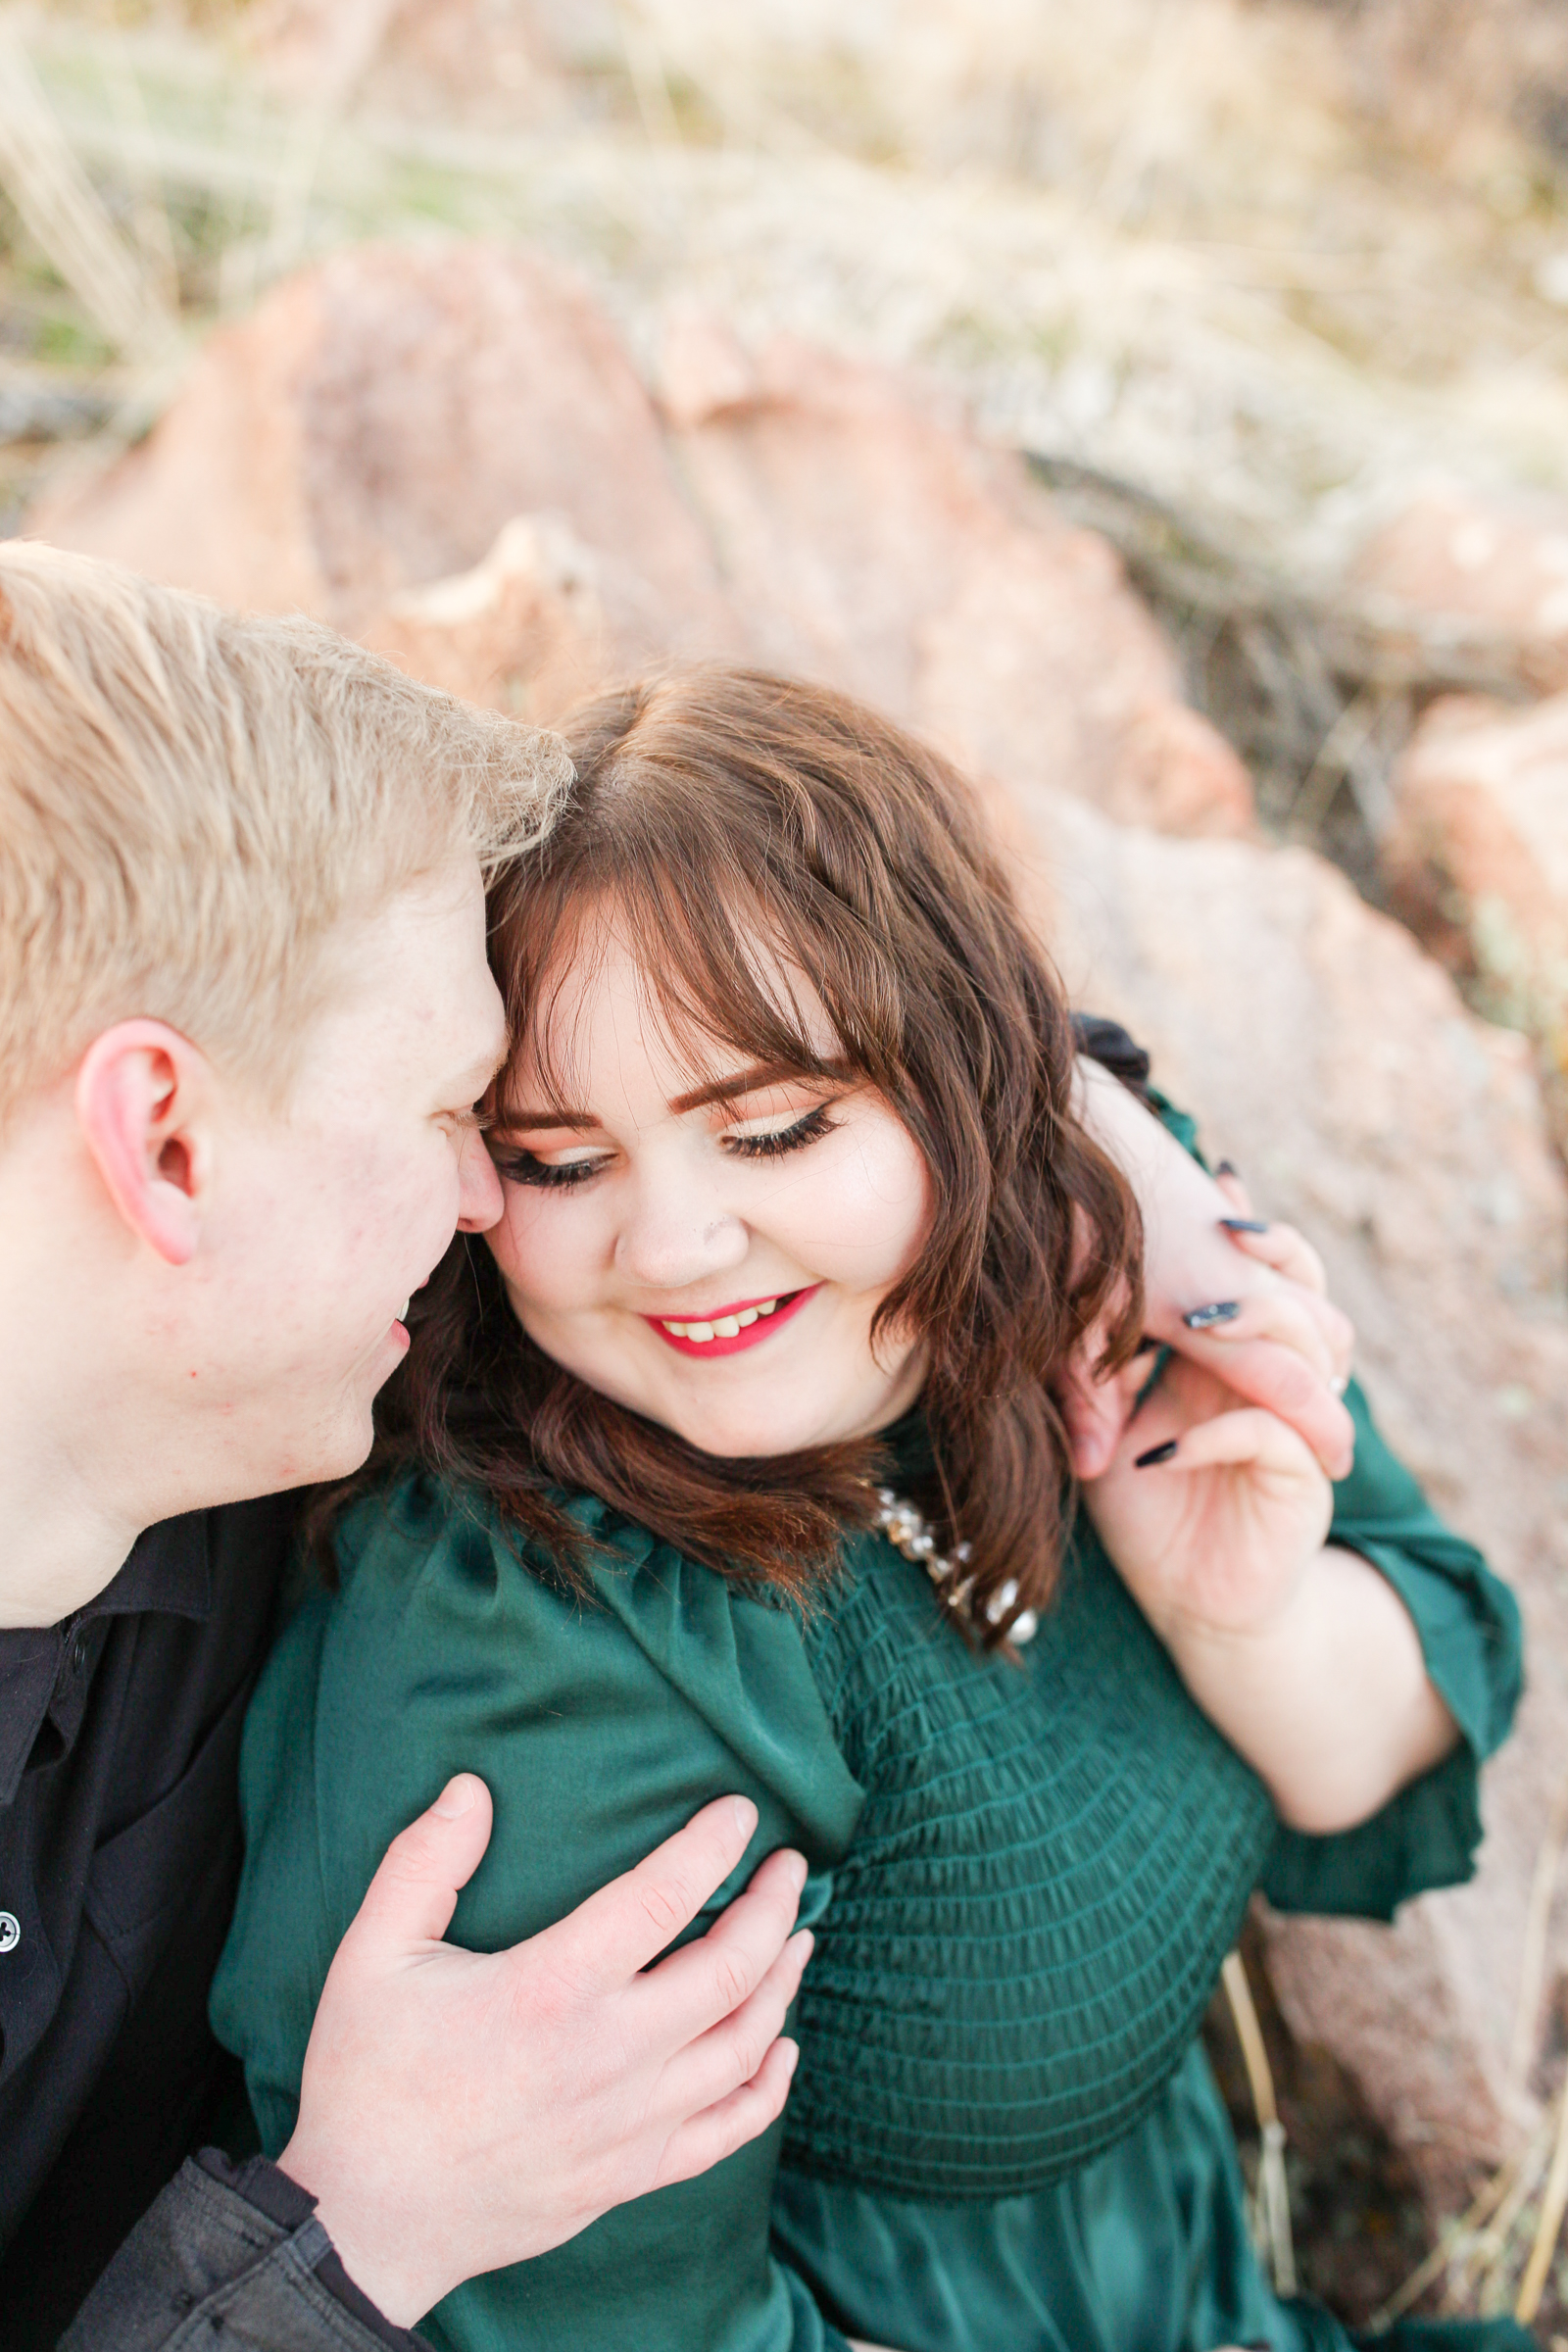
324,668,1144,1642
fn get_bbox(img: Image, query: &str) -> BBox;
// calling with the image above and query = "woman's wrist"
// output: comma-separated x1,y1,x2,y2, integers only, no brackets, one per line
1157,1545,1458,1832
1146,1544,1324,1657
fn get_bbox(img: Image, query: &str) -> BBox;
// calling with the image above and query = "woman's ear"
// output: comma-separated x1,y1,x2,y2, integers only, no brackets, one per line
74,1020,214,1268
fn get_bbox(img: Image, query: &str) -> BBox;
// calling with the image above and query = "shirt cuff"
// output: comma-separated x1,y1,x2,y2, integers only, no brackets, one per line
196,2150,431,2352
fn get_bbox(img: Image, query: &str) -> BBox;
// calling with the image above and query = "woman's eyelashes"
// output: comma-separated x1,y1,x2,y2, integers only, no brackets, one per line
490,1100,842,1190
491,1149,606,1190
723,1101,841,1160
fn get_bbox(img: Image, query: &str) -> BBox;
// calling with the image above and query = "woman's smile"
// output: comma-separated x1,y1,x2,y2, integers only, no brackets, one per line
644,1284,819,1356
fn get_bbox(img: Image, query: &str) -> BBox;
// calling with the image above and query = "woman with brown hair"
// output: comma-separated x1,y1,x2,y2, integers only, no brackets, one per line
213,670,1523,2352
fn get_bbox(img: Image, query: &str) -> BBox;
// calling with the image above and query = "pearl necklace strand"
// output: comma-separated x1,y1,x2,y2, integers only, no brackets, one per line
872,1487,1038,1644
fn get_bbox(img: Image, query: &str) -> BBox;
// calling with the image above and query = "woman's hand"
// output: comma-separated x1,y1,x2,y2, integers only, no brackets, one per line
1063,1059,1355,1482
1082,1358,1458,1833
1080,1354,1333,1644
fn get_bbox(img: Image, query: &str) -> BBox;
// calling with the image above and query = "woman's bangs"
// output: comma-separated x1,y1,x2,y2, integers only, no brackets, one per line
506,861,864,1121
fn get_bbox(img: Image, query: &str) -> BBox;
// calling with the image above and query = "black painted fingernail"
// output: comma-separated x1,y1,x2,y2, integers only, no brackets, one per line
1184,1299,1242,1330
1219,1217,1269,1234
1135,1439,1179,1468
1216,1159,1240,1179
1132,1334,1160,1356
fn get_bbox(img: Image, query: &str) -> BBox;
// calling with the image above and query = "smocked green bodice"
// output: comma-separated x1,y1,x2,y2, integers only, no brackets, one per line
784,1522,1275,2195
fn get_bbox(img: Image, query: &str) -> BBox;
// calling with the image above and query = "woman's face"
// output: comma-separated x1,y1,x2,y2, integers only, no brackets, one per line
484,924,934,1457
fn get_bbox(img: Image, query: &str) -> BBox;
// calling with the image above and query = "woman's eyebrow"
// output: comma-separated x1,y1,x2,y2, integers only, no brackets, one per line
496,1106,598,1132
669,1059,848,1115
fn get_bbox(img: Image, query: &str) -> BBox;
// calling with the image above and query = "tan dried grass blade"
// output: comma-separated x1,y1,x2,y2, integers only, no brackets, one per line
1516,2069,1568,2326
1508,1765,1568,2106
0,14,177,362
1221,1949,1297,2298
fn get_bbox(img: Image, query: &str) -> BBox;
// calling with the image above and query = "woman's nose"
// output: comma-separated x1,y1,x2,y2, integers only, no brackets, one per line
613,1171,749,1290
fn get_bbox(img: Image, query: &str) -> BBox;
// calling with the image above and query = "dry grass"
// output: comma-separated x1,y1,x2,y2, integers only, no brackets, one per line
6,0,1568,565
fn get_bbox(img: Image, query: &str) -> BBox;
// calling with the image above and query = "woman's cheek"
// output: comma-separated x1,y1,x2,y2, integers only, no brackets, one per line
486,1189,581,1309
804,1124,932,1280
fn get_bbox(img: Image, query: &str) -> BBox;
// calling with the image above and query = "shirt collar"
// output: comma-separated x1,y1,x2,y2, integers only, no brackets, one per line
0,1513,213,1806
84,1511,214,1624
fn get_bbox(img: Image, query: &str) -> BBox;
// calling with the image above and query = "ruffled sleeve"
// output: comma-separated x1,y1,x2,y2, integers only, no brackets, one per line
1260,1378,1523,1921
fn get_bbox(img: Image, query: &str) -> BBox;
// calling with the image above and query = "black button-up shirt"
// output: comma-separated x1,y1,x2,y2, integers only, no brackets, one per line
0,1495,296,2347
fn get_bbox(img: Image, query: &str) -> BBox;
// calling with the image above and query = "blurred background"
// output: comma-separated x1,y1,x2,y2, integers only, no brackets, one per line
5,0,1568,2332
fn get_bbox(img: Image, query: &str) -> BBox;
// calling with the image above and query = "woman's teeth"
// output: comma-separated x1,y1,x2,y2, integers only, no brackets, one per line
661,1298,783,1344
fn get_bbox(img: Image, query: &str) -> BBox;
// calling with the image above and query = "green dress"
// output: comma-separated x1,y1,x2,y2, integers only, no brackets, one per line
211,1382,1524,2352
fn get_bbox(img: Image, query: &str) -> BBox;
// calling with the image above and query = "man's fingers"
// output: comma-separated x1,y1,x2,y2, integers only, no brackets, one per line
349,1774,495,1950
637,1845,808,2049
656,2034,802,2189
659,1924,813,2119
543,1796,761,1994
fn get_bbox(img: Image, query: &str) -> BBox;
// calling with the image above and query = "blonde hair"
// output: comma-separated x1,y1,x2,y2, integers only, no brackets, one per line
0,542,570,1129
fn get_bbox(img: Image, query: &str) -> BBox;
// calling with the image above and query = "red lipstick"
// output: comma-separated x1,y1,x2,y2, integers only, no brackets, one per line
643,1285,820,1358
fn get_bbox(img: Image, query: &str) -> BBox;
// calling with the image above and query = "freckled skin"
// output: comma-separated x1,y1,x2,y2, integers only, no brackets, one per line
170,863,510,1495
0,860,511,1630
485,929,934,1459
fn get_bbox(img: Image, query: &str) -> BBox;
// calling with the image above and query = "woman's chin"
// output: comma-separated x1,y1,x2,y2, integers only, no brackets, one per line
663,1399,839,1460
682,1418,810,1461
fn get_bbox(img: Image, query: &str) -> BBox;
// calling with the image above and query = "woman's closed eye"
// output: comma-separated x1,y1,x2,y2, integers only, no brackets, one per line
723,1101,840,1160
489,1141,611,1190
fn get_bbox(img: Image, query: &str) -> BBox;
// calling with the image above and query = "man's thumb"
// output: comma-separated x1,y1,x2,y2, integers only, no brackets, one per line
350,1774,494,1949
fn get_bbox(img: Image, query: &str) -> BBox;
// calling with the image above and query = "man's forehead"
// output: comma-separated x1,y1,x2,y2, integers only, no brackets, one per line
306,863,504,1079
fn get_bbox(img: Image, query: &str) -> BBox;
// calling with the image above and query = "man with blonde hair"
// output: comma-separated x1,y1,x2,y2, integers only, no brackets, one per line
0,545,811,2349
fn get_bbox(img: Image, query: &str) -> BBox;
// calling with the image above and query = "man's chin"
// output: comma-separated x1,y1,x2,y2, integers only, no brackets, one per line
266,1403,377,1494
315,1408,378,1482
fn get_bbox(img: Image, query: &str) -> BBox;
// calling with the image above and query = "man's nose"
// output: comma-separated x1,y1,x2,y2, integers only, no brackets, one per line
455,1125,505,1234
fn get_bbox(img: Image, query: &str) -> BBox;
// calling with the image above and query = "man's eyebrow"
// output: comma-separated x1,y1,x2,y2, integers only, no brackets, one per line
669,1060,848,1115
448,1047,510,1102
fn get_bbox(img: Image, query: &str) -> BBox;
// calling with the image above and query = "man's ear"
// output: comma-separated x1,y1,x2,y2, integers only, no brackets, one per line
75,1021,215,1268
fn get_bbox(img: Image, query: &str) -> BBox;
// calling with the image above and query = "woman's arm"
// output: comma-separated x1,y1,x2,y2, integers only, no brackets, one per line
1081,1353,1457,1834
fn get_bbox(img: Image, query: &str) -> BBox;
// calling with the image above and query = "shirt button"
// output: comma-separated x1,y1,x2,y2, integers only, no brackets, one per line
0,1914,20,1954
70,1631,89,1675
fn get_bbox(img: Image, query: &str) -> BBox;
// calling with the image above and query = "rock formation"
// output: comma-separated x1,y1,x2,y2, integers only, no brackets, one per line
28,241,737,659
1352,488,1568,695
1383,691,1568,1139
650,314,1255,836
28,242,1251,839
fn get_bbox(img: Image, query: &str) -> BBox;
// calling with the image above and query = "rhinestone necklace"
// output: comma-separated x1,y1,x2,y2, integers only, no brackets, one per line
872,1487,1038,1644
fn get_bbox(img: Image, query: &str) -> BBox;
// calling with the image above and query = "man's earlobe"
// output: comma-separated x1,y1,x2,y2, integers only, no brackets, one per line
75,1022,210,1267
